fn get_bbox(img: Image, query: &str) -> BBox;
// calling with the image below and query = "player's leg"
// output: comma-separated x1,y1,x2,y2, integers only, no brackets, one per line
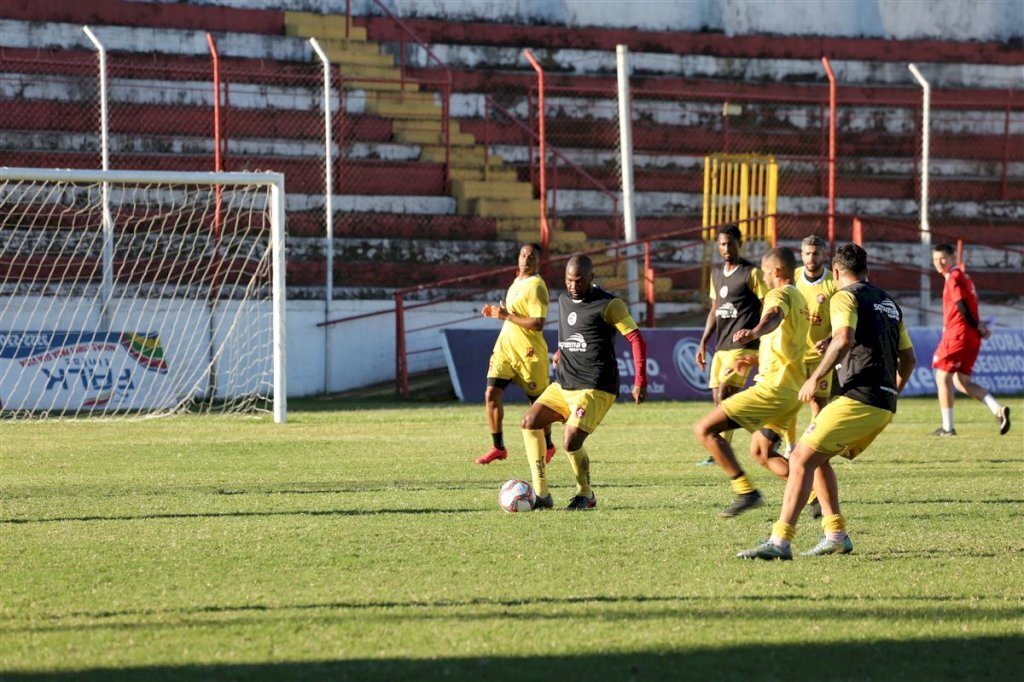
520,385,567,508
933,368,957,435
693,399,761,517
478,383,508,464
749,428,789,480
561,389,615,510
952,371,1011,435
800,460,853,556
520,360,557,462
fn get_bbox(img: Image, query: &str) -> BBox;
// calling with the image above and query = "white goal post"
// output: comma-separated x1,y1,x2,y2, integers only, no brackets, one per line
0,167,287,423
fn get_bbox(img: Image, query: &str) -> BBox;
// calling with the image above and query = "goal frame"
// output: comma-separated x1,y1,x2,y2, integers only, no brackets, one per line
0,166,288,423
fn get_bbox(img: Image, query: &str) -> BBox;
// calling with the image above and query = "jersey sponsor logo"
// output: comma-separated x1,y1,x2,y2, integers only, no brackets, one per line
805,421,817,434
558,333,588,352
819,380,828,390
873,299,901,321
575,406,586,419
817,293,827,304
719,285,729,299
528,381,537,391
672,338,711,393
567,312,578,326
716,302,739,320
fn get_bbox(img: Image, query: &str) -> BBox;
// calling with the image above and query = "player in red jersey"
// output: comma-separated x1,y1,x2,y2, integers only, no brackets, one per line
930,243,1010,436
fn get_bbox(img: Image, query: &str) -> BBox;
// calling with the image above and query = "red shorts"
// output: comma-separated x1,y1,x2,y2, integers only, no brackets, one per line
932,331,981,374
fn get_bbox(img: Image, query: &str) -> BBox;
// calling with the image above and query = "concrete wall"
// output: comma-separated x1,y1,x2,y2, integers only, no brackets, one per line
181,0,1024,41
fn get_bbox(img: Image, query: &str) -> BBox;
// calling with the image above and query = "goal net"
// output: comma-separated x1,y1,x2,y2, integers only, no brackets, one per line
0,168,286,422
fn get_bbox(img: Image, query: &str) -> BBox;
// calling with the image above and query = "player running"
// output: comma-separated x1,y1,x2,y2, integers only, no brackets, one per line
929,243,1010,437
694,224,767,465
692,247,809,517
737,243,917,560
476,244,556,465
519,254,647,510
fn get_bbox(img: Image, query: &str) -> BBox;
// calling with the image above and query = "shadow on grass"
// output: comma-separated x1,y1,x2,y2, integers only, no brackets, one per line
2,636,1021,681
0,507,481,525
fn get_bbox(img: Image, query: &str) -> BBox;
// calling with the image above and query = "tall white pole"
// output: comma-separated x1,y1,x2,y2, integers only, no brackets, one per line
269,174,289,424
310,38,335,394
84,25,114,331
909,63,931,325
616,45,639,319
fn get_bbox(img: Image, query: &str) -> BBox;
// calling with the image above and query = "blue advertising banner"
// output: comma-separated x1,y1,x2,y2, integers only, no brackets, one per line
440,327,1024,403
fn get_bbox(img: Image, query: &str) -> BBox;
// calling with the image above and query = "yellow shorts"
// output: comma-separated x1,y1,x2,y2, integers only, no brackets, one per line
487,348,549,398
805,359,833,399
710,348,758,389
799,396,894,460
535,383,616,434
720,382,802,440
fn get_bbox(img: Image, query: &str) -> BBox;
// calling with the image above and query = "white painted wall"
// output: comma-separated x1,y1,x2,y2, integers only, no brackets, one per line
178,0,1024,41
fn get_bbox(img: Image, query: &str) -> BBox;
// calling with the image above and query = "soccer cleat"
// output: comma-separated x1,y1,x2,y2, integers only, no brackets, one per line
719,491,763,518
566,493,597,511
696,456,716,467
475,447,508,465
534,493,554,510
545,445,556,464
800,535,854,556
807,497,823,520
737,540,792,560
930,427,957,437
998,406,1011,435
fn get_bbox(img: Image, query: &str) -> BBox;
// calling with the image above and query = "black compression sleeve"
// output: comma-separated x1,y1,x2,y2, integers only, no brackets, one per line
956,300,979,329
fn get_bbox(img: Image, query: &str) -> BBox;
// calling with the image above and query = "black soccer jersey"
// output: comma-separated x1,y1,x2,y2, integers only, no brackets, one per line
556,286,620,395
834,281,905,413
710,259,762,351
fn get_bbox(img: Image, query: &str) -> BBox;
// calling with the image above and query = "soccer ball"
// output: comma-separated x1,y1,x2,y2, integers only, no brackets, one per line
498,479,536,513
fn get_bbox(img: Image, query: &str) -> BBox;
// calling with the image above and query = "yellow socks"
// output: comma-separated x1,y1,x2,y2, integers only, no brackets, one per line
522,428,549,497
730,474,755,495
771,520,797,545
566,446,592,497
822,513,847,539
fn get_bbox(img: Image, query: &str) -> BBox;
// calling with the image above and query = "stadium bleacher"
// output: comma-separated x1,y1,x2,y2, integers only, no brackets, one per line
2,0,1021,300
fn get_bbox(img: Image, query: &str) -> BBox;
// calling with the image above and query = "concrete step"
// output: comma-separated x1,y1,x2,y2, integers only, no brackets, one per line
321,46,395,68
463,197,542,218
498,229,588,253
314,37,385,56
365,99,442,118
347,80,420,92
421,145,504,165
602,275,674,293
336,63,405,80
449,166,517,182
394,129,477,146
391,118,465,134
285,11,369,41
453,179,534,202
495,217,565,233
367,90,438,105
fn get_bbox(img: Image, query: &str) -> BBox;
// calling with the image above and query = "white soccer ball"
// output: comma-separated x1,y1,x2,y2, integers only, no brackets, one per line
499,479,536,513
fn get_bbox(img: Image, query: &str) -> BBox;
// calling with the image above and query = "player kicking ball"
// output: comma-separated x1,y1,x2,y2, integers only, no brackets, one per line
737,243,916,560
518,254,647,510
691,247,809,518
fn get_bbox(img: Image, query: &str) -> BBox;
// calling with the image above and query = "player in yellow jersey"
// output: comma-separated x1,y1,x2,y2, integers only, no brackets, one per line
476,244,557,465
692,247,809,517
695,225,768,465
738,243,916,560
790,235,839,518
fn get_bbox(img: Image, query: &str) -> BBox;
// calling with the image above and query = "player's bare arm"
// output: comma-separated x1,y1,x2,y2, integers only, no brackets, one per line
697,301,718,370
732,306,783,346
481,300,544,331
800,325,852,403
896,346,917,393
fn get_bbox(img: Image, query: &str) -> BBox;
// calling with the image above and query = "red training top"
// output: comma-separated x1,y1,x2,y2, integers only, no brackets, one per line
942,266,980,338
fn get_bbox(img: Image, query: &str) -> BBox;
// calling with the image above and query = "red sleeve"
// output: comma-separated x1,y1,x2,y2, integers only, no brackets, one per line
625,329,647,388
949,269,967,302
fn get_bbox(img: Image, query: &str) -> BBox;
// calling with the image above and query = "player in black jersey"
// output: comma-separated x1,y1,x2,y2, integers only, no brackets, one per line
519,254,648,510
738,243,917,560
695,225,767,465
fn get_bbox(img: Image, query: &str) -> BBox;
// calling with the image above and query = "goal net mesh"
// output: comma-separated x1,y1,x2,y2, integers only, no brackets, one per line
0,173,276,419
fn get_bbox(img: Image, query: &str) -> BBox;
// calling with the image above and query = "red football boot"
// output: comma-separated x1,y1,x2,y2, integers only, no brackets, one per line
475,447,508,465
545,445,556,464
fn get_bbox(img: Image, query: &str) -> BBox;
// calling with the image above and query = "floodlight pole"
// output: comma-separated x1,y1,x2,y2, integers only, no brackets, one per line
310,37,336,394
617,45,640,320
84,25,114,331
909,63,931,325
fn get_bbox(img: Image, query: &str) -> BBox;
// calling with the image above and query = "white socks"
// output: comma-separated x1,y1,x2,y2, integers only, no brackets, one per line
982,394,1002,417
941,407,954,431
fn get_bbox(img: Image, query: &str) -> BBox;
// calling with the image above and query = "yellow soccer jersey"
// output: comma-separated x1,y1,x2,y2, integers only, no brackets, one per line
602,297,640,335
795,266,838,363
754,284,809,391
494,274,549,359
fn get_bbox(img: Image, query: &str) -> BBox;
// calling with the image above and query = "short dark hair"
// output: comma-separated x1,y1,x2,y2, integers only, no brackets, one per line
833,243,868,275
763,246,797,273
566,253,593,275
932,243,955,256
716,224,742,242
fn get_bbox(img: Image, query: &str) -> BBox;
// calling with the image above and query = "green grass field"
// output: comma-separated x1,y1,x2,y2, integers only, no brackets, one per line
1,397,1022,681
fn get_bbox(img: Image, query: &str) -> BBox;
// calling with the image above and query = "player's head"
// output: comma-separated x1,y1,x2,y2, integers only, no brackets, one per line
565,254,594,301
931,243,956,275
832,242,869,283
519,243,542,276
761,247,797,289
801,235,829,275
716,225,742,264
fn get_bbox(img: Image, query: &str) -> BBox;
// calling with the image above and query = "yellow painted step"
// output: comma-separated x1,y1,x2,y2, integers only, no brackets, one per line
453,179,533,202
336,63,404,80
395,129,476,146
449,166,518,182
421,146,510,167
345,80,419,92
365,99,441,118
503,230,587,253
321,46,395,68
367,90,438,105
391,118,464,134
285,12,368,41
495,217,565,233
464,197,541,218
602,275,673,293
313,37,384,56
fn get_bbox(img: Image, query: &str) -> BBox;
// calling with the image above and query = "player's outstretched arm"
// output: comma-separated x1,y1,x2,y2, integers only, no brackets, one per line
697,301,717,370
625,328,648,404
482,300,544,331
732,306,783,346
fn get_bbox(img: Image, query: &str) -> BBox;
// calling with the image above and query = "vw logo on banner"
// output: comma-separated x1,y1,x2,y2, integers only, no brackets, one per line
673,337,711,393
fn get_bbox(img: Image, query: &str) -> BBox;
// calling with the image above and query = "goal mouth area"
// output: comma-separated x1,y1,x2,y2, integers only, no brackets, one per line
0,168,287,423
